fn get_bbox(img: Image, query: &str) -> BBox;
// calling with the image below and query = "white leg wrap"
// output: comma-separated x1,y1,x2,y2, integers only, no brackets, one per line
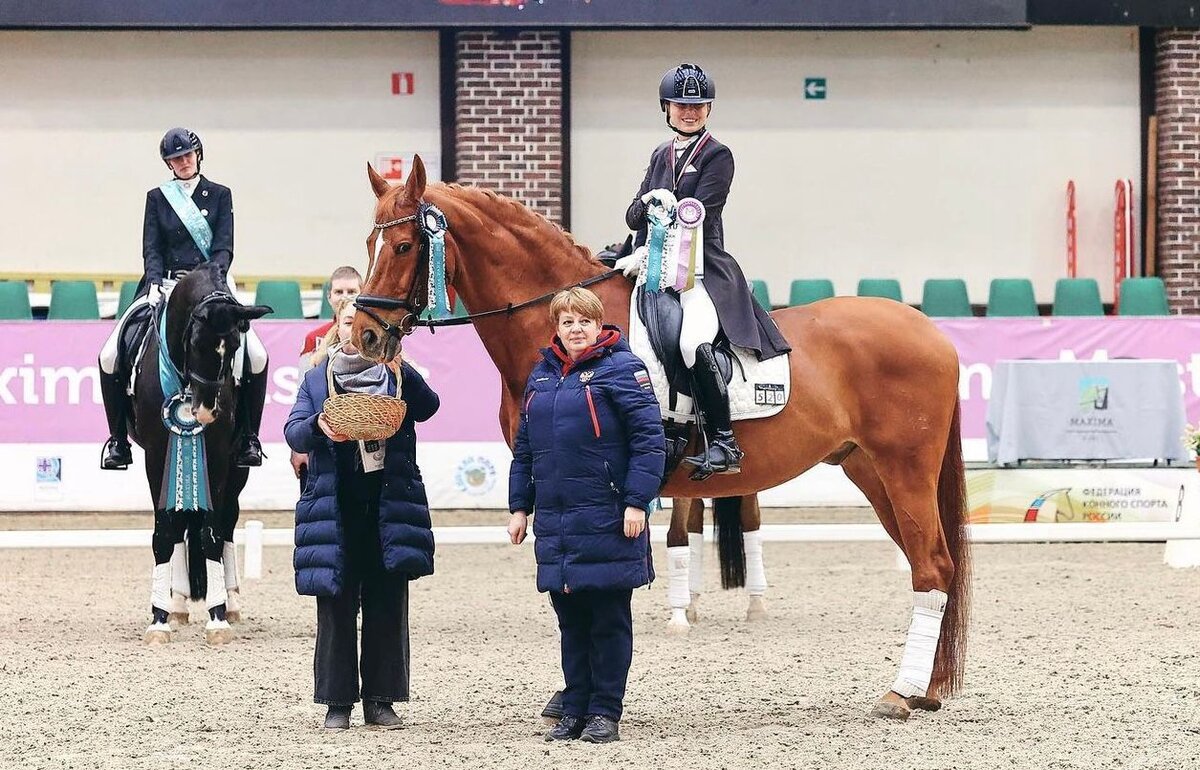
169,542,190,598
666,546,691,610
687,532,704,595
891,589,948,698
744,529,767,596
150,563,172,613
222,541,240,591
205,559,228,610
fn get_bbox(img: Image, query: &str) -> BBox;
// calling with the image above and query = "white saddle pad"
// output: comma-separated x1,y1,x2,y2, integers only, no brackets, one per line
628,303,790,424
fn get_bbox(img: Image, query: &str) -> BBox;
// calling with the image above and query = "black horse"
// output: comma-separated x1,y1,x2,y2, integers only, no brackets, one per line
127,263,271,645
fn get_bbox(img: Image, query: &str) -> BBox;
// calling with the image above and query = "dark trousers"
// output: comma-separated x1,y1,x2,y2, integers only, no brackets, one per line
314,464,409,706
549,589,634,721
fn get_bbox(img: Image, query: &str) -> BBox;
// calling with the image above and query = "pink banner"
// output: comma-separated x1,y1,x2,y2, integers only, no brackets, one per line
2,317,1199,444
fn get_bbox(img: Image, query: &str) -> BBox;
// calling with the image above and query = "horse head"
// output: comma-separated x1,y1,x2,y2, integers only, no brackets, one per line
166,264,271,425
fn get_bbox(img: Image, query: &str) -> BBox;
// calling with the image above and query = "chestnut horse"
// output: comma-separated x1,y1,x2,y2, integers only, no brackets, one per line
352,157,971,719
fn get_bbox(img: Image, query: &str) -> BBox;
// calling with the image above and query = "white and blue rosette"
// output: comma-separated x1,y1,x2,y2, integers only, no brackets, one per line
642,195,677,294
157,311,211,513
420,203,451,319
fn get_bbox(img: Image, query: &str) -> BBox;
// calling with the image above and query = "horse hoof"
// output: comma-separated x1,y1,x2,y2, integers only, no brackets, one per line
745,596,769,621
144,623,172,646
167,612,190,628
905,696,942,712
870,692,911,721
224,610,242,624
666,619,691,636
205,621,234,646
685,605,699,624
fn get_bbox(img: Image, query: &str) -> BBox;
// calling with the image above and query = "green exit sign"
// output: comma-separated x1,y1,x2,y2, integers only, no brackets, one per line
804,78,827,100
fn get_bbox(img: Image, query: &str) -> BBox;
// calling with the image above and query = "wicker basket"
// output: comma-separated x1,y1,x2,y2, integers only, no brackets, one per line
322,358,407,441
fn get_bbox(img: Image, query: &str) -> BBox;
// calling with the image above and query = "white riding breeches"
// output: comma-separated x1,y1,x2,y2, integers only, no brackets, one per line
99,273,268,376
679,278,720,369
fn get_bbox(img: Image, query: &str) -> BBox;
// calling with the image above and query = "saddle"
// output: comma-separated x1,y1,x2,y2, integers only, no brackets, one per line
635,287,735,404
117,303,158,395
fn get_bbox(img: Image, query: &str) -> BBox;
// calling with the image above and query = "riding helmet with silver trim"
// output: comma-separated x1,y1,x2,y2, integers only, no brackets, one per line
160,127,204,162
659,63,715,112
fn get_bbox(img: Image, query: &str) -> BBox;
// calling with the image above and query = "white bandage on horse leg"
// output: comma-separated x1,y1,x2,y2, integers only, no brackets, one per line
744,529,767,596
222,541,239,591
891,589,949,698
205,559,229,610
169,541,189,598
666,546,691,610
688,532,704,595
150,563,172,613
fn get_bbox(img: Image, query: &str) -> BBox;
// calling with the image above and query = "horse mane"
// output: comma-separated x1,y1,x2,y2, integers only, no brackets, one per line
379,180,603,267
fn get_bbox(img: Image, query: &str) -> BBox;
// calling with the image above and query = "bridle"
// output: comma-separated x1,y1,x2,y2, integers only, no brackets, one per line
179,291,241,392
355,202,622,340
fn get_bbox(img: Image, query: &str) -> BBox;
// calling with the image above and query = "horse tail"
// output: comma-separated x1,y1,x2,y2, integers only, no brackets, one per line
186,514,206,600
714,496,746,590
930,401,972,698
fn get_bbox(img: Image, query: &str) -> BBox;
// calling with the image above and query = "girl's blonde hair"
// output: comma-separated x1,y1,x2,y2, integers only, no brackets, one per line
549,287,604,325
310,297,357,367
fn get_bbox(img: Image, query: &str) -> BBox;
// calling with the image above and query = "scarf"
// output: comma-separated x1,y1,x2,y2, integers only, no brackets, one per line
329,349,390,396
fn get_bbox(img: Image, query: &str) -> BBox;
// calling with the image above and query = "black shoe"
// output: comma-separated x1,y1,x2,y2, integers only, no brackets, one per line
234,434,263,468
683,343,744,478
579,714,620,743
541,690,565,722
324,705,351,730
684,428,743,476
101,436,133,470
363,701,403,730
545,714,585,742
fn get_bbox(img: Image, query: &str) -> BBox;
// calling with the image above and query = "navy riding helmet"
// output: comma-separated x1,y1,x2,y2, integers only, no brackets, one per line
160,127,203,163
658,63,716,112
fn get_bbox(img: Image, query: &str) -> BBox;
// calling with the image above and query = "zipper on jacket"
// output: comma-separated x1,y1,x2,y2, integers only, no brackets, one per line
603,460,620,496
523,390,536,417
584,385,601,438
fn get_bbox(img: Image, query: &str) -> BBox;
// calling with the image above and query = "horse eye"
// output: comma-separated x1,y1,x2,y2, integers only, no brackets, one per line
397,242,413,255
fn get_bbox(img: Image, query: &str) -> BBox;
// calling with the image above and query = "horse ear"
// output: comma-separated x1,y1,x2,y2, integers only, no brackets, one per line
368,162,391,199
236,305,273,332
405,154,427,201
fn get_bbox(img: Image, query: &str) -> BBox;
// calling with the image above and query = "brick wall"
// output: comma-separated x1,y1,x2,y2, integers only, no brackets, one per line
454,31,566,225
1155,30,1200,313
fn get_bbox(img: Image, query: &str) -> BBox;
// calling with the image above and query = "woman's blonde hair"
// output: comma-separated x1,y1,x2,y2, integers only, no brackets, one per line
549,287,604,326
310,297,357,367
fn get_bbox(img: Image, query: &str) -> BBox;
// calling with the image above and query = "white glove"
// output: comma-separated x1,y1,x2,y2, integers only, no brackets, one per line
615,246,648,278
147,283,163,306
641,188,678,210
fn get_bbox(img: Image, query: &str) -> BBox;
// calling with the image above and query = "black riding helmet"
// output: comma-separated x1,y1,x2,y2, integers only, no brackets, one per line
659,63,716,112
160,127,203,163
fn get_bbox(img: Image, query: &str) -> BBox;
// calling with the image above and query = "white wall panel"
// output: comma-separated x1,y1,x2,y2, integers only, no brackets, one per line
0,31,440,278
571,28,1140,304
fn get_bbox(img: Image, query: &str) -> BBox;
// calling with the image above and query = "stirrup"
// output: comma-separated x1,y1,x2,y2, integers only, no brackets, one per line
683,437,743,479
101,437,133,470
235,435,264,468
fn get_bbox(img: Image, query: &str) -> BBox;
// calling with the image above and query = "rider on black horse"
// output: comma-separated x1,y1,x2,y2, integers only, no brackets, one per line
616,63,791,474
97,127,268,470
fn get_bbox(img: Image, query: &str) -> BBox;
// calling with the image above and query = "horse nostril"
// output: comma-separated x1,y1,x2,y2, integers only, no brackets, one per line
362,329,378,350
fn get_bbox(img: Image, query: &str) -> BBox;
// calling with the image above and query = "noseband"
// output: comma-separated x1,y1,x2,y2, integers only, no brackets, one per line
180,291,240,392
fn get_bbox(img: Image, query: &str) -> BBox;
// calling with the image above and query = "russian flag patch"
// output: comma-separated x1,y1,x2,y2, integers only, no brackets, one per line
634,369,652,390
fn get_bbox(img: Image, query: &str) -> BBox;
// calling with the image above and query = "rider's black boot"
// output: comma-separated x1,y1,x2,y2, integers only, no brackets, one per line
684,343,743,478
234,368,267,468
99,368,133,470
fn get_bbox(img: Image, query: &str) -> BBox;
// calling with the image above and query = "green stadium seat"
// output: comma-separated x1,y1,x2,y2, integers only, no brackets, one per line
1117,277,1169,316
750,280,771,310
0,281,33,320
788,279,835,306
116,281,139,317
1052,278,1104,316
921,279,972,317
47,280,100,320
318,282,334,319
254,280,304,319
986,279,1038,317
856,278,903,302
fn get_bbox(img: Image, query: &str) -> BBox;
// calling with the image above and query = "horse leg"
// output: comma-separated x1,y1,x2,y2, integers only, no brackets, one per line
741,495,768,621
220,471,246,623
686,498,704,624
167,540,190,628
846,449,955,719
200,511,233,646
665,498,694,634
145,510,184,645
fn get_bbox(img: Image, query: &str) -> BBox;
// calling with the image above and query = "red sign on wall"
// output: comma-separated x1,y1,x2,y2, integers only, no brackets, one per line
376,155,406,180
391,72,414,95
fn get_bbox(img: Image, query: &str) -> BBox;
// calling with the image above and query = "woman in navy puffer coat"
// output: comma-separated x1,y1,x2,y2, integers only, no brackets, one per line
285,299,439,731
508,287,666,744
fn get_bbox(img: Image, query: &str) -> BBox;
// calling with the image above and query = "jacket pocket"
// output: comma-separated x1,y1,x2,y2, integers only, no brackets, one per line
584,385,601,438
602,461,621,498
523,390,536,418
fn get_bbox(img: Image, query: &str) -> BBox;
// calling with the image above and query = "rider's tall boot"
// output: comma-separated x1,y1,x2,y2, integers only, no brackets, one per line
684,343,743,477
99,368,133,470
233,368,267,468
